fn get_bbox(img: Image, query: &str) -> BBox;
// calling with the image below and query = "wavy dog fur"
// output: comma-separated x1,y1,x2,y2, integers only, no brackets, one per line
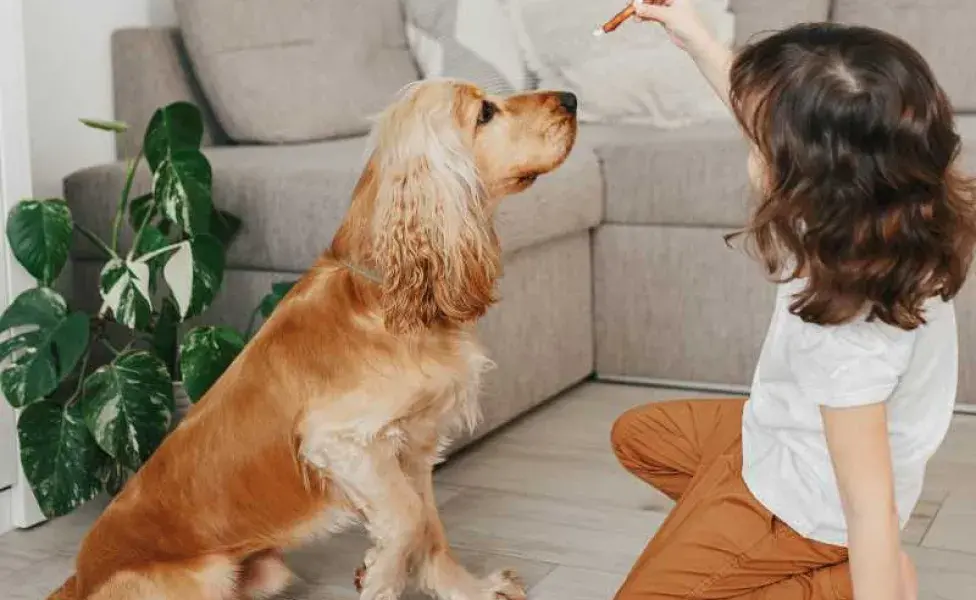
51,80,577,600
728,23,976,329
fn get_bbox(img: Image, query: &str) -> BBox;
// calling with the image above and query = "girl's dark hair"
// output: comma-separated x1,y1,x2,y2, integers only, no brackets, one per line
728,22,976,330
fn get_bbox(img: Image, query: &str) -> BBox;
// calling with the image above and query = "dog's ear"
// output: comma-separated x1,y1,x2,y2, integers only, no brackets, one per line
373,153,500,334
370,88,501,334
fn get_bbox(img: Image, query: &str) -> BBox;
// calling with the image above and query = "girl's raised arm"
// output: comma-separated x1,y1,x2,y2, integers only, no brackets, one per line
633,0,734,108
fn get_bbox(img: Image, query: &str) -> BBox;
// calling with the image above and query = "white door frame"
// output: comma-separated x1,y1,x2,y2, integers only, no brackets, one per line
0,0,45,531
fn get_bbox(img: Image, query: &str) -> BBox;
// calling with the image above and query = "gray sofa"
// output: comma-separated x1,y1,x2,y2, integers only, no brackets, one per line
64,0,976,453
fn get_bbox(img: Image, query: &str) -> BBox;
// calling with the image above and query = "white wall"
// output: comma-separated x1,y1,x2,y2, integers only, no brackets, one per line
23,0,177,199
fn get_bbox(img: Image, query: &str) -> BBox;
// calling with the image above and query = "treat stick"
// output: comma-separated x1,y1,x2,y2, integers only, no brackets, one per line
593,3,636,37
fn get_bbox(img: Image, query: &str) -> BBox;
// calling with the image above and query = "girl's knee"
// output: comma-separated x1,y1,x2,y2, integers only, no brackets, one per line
610,405,664,471
610,407,641,465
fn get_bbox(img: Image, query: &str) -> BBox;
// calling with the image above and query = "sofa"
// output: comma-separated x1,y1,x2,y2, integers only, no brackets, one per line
63,0,976,454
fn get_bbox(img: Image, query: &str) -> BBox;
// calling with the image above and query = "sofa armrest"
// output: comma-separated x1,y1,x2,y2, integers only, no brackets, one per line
112,27,226,159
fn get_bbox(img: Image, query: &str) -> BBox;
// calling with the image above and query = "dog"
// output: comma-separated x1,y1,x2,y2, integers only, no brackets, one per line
49,80,578,600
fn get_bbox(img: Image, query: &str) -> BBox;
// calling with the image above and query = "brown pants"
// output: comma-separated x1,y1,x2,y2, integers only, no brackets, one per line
611,398,853,600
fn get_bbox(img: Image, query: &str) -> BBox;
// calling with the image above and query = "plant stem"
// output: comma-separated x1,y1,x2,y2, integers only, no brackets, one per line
100,338,124,356
136,241,184,264
244,306,262,340
66,347,92,408
127,195,158,262
112,148,144,253
76,225,117,260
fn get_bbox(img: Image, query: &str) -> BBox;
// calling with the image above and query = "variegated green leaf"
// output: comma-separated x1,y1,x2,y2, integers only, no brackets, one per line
152,150,212,235
99,259,152,330
144,103,211,236
0,288,90,408
259,280,298,320
18,400,105,517
97,459,132,497
179,326,246,402
127,193,155,229
134,225,170,294
162,235,225,319
210,209,242,247
81,351,174,471
143,102,204,171
152,298,180,379
6,199,73,286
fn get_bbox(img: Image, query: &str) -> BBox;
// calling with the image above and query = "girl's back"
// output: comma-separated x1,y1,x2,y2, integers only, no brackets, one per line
744,280,957,546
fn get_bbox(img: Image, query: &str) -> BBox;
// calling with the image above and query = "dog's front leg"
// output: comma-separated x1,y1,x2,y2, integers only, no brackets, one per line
406,460,526,600
303,435,423,600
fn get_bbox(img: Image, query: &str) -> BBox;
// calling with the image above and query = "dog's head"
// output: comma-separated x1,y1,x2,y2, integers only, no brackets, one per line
356,80,578,333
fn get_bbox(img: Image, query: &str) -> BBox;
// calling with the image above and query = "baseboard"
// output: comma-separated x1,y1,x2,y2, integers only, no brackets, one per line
594,374,976,416
594,374,751,395
0,489,12,536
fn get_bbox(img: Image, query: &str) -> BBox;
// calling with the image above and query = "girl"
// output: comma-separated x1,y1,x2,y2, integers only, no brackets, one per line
610,2,976,599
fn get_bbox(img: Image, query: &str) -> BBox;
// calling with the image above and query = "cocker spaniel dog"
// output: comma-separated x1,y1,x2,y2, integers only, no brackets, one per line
51,80,578,600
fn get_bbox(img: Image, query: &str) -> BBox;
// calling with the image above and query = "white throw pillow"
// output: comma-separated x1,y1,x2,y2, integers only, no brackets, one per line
403,0,532,94
507,0,736,127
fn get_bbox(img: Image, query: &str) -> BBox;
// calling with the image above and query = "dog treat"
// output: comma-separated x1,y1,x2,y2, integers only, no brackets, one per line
593,3,637,36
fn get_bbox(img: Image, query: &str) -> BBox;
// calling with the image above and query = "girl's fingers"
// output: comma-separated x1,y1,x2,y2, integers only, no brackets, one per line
634,4,668,21
635,15,664,24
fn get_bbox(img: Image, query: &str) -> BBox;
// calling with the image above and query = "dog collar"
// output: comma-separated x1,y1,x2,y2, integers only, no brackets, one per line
339,259,384,285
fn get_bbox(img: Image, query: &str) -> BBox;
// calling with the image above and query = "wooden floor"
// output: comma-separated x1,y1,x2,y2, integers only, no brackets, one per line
1,383,975,599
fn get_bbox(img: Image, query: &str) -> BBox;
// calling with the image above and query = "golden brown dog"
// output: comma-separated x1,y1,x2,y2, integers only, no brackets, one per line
49,80,578,600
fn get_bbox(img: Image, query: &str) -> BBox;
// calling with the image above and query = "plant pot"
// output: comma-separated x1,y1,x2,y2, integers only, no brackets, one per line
172,381,192,428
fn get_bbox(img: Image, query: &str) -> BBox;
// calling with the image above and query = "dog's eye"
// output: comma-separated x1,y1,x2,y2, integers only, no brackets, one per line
477,101,497,126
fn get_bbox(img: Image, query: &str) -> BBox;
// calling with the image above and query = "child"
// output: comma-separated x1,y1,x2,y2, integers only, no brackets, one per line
610,2,976,599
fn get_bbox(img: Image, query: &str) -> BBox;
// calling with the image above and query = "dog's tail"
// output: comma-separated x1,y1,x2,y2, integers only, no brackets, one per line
47,575,78,600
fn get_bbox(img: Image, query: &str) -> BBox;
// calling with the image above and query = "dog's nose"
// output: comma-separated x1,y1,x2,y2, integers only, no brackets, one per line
557,91,578,115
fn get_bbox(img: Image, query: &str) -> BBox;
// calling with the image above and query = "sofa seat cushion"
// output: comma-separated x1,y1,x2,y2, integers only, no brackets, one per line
833,0,976,112
65,138,603,272
581,122,752,228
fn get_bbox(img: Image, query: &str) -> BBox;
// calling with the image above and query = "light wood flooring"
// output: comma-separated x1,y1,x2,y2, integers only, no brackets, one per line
1,383,974,599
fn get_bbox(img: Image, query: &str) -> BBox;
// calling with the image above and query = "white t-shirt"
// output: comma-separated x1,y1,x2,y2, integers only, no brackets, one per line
742,278,957,546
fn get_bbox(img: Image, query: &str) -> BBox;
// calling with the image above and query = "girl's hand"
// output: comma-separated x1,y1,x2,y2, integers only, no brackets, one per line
631,0,734,107
633,0,714,53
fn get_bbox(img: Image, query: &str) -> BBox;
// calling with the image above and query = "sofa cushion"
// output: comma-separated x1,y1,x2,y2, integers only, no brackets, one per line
404,0,531,94
594,224,775,385
581,122,752,228
730,0,831,47
65,138,603,272
111,28,226,160
173,0,419,143
832,0,976,112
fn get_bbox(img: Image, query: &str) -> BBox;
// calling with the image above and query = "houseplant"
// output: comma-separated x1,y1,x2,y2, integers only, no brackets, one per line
178,279,296,403
0,102,292,518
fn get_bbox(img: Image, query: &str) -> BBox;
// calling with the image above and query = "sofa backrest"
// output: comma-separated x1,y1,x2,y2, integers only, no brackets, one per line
830,0,976,113
733,0,976,113
109,1,976,158
111,28,225,159
731,0,831,48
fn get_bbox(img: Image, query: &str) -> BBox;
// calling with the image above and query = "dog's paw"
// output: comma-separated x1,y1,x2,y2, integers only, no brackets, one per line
354,564,366,593
485,569,526,600
354,547,380,592
359,584,401,600
362,590,398,600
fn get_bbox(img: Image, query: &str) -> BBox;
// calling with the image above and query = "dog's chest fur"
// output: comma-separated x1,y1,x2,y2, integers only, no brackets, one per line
299,329,493,474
